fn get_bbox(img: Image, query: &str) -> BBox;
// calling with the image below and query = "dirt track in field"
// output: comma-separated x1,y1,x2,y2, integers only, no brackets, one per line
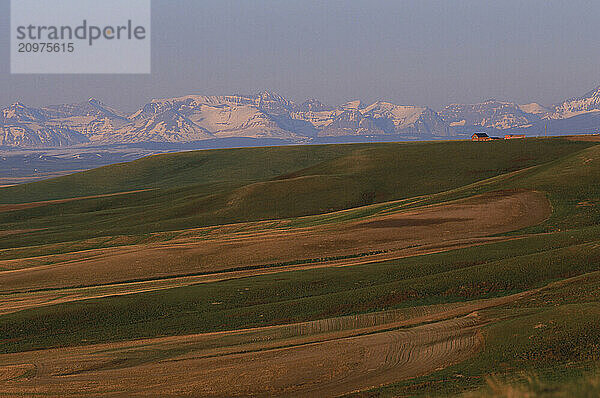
1,289,538,398
0,189,551,294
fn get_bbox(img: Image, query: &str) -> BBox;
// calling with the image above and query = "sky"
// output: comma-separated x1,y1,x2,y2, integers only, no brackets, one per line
1,0,600,112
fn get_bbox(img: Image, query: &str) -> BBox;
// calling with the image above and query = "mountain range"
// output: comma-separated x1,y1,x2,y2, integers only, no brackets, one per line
2,85,600,149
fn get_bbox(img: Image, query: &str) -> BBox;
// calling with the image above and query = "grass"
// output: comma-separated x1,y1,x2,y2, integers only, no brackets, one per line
346,273,600,397
1,138,600,395
1,226,599,354
403,144,600,233
0,139,592,249
465,370,600,398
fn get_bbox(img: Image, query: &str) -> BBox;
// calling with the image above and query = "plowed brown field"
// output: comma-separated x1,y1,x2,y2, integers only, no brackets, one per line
0,189,550,296
1,293,523,397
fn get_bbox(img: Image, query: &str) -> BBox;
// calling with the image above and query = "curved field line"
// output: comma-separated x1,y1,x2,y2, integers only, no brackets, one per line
0,190,551,296
0,234,528,316
0,279,568,397
0,308,492,397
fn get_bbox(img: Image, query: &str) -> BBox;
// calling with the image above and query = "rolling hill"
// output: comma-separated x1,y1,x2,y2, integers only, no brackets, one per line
0,138,592,248
0,136,599,397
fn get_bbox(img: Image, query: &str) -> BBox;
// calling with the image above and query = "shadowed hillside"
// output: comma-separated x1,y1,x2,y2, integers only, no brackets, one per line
0,139,592,248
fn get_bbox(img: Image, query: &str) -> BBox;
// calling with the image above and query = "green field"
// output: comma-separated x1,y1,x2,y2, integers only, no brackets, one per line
1,137,599,397
0,139,592,248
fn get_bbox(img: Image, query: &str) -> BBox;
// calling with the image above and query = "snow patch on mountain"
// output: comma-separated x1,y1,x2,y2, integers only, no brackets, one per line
4,83,600,148
549,85,600,119
440,99,540,130
519,102,551,116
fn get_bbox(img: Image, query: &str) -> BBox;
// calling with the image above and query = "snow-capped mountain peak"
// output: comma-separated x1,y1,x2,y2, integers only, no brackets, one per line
580,84,600,99
256,90,288,102
10,101,26,108
2,102,47,123
549,84,600,119
3,83,600,149
340,100,362,110
294,99,332,112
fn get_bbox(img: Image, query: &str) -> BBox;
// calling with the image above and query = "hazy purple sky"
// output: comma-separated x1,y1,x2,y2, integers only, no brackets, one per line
1,0,600,111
